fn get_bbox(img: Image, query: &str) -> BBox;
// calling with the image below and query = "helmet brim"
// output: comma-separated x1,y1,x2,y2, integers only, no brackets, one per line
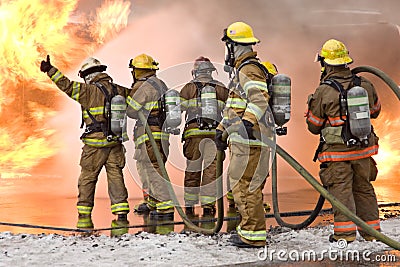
79,65,107,78
222,36,259,45
323,56,353,66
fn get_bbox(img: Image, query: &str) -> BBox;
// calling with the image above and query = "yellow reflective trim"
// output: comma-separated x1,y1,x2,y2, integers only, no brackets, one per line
180,98,189,108
77,205,93,215
200,195,216,205
127,95,142,111
83,106,104,119
202,92,216,98
111,202,130,213
226,97,247,109
112,104,127,111
82,138,118,147
181,99,198,109
51,70,64,83
237,225,266,241
183,128,216,139
243,80,268,95
71,81,80,101
156,200,174,210
144,101,159,110
246,102,264,120
229,133,268,147
184,192,199,201
135,132,170,146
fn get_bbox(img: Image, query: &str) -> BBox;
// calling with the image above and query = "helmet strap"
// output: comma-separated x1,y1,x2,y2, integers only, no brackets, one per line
131,69,137,84
224,42,235,68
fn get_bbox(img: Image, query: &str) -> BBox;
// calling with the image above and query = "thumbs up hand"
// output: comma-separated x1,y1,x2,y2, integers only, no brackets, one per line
40,55,53,73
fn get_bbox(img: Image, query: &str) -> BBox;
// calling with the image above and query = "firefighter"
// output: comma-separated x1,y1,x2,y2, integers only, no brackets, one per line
216,22,272,248
226,60,278,213
306,39,381,243
126,53,174,220
180,56,228,217
40,55,130,229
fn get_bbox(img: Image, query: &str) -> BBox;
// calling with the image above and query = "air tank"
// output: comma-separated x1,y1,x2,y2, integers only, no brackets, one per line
347,86,371,145
270,74,291,135
110,95,127,138
164,89,181,135
200,85,218,129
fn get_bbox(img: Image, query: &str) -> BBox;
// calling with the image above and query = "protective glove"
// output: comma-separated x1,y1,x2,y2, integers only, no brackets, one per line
40,55,53,73
215,129,228,151
238,119,255,140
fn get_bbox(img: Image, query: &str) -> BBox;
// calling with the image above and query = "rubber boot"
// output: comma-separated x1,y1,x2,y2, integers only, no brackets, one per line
149,208,174,220
111,217,129,237
134,201,151,214
202,206,216,216
185,206,195,217
227,190,235,208
76,214,94,230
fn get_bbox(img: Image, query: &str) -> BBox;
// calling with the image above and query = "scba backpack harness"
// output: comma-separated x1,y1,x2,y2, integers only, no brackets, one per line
81,82,127,142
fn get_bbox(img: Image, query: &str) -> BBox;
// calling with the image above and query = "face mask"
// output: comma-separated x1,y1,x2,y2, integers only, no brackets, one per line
83,72,101,84
224,43,235,72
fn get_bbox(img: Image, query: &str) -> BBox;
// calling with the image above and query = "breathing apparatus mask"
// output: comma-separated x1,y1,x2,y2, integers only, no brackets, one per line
78,58,107,84
221,28,235,73
224,42,235,72
315,53,327,81
82,72,101,84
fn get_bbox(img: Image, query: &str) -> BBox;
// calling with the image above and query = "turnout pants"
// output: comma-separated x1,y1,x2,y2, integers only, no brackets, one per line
229,143,269,247
77,144,129,215
134,140,173,211
319,157,380,241
183,137,217,208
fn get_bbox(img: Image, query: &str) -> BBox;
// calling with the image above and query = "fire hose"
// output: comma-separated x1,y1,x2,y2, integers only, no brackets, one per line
271,154,326,230
352,65,400,100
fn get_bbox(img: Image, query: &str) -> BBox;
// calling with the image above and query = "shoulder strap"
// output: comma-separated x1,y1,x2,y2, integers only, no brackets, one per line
95,82,111,100
145,76,168,96
321,78,348,121
234,60,271,99
206,80,218,88
110,83,119,97
353,75,361,86
237,60,271,82
94,82,112,136
321,79,346,94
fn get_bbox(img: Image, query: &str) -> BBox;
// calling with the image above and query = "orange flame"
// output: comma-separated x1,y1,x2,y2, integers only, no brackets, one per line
373,112,400,178
0,0,131,175
90,0,131,44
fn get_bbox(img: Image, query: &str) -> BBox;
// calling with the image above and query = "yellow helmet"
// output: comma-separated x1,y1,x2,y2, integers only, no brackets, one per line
222,21,260,44
320,39,353,66
129,53,159,70
261,61,278,76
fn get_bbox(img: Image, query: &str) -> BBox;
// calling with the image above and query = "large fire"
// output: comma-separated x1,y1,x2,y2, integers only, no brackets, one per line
0,0,131,176
373,111,400,178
